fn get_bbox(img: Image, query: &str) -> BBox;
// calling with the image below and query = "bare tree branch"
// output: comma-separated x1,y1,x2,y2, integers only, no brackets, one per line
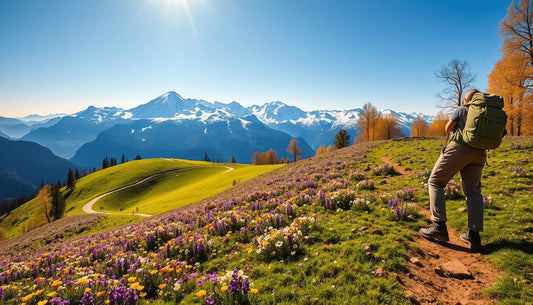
435,59,476,110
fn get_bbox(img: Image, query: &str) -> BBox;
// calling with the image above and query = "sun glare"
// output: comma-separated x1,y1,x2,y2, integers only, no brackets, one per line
145,0,201,36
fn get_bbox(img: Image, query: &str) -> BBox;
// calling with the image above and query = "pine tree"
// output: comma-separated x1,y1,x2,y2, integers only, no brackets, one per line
50,183,66,221
231,156,237,163
204,153,210,162
334,129,351,149
135,155,142,160
75,168,80,180
121,154,126,164
102,157,109,169
67,168,75,191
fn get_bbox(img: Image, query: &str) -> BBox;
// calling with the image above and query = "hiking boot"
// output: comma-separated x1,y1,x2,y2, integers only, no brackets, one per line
460,229,482,253
420,222,449,242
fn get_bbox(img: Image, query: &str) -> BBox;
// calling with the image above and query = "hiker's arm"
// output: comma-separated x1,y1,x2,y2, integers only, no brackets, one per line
445,120,456,133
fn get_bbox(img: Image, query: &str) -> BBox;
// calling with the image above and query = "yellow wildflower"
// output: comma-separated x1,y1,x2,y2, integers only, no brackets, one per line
85,288,91,293
22,293,34,302
127,277,137,283
47,291,57,297
196,290,207,298
150,270,158,275
97,291,106,297
250,288,259,294
35,289,45,296
159,284,167,290
38,301,48,305
140,292,147,298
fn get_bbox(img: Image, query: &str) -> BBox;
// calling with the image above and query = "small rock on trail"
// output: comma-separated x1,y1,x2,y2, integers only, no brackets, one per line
434,260,474,279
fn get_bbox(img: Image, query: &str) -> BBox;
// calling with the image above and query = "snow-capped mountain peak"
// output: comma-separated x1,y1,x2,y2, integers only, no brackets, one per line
75,106,127,123
129,91,213,119
249,100,307,123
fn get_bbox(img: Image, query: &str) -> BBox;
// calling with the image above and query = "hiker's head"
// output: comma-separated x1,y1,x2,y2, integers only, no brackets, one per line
463,89,480,104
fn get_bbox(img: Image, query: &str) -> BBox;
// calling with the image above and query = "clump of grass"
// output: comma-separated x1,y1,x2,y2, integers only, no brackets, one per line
486,276,533,304
372,164,399,176
356,179,375,190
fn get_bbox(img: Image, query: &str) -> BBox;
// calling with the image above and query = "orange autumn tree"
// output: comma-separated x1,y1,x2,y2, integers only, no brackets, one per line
491,0,533,135
410,116,428,137
427,111,448,137
37,185,52,223
488,46,529,136
357,103,381,141
286,139,302,162
252,149,279,165
375,113,404,140
315,145,326,155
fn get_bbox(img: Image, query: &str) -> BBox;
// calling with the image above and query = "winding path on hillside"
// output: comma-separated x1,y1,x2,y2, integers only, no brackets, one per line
380,155,502,304
82,165,234,217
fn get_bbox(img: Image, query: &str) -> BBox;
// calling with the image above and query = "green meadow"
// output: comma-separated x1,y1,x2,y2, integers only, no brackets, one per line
0,159,283,240
97,163,282,215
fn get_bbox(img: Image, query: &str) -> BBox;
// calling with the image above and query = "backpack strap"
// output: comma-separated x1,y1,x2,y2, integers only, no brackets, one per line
442,132,450,154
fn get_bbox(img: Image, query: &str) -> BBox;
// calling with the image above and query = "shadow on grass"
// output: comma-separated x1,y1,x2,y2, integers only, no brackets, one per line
484,239,533,255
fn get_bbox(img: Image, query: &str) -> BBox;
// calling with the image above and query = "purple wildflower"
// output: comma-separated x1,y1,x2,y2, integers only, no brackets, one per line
242,278,250,293
80,291,94,305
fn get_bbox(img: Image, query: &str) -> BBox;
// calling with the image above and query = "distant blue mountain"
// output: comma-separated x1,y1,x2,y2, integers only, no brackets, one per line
0,117,31,139
70,115,314,167
0,137,82,198
3,91,435,167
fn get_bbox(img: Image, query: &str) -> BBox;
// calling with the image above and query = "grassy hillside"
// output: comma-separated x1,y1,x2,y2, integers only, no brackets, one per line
0,138,531,304
0,159,282,240
97,163,281,215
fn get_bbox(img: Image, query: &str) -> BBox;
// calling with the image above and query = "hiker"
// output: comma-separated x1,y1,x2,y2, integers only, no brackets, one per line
420,89,506,253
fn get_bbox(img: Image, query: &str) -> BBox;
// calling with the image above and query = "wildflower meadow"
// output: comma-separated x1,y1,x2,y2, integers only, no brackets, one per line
1,138,532,304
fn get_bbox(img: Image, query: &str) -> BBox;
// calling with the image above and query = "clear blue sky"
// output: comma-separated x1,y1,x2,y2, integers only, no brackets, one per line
0,0,511,117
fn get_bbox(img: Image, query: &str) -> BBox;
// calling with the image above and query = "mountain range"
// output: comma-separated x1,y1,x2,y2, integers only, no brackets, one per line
0,137,80,198
1,91,435,168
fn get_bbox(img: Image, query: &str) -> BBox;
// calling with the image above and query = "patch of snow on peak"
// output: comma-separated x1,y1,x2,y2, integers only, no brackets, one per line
141,125,152,132
239,118,252,129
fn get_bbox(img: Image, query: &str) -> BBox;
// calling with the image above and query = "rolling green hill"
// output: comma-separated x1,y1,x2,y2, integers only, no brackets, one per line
96,163,281,215
0,158,283,240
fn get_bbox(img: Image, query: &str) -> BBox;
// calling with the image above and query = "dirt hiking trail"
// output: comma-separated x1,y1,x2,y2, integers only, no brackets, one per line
381,157,502,305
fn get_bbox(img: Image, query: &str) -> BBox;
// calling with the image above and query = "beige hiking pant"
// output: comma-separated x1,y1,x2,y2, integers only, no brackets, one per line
428,141,487,231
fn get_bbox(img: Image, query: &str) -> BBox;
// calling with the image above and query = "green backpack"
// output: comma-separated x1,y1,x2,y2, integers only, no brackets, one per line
461,92,507,150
